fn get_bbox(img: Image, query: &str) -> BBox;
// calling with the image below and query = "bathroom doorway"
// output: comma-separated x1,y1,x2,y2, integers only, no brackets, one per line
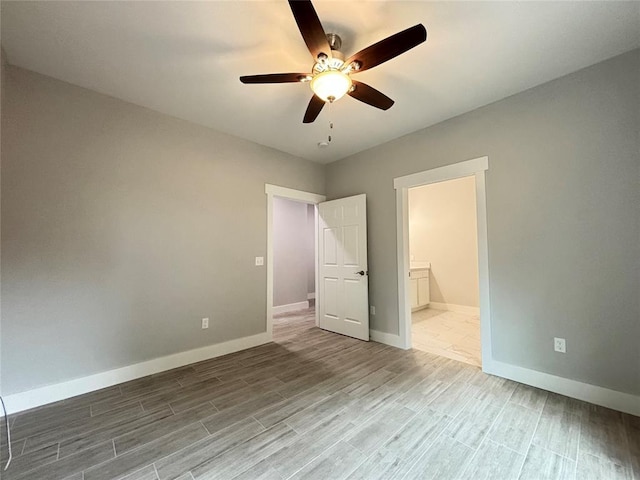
394,157,493,371
408,176,480,366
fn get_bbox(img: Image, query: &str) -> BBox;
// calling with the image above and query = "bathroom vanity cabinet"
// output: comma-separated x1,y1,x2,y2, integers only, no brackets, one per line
410,267,430,311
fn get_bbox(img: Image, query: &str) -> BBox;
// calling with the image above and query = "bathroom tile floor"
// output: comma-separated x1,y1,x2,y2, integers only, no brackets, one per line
412,308,481,367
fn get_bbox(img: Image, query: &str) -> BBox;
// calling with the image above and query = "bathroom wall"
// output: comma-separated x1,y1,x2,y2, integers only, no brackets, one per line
409,176,479,308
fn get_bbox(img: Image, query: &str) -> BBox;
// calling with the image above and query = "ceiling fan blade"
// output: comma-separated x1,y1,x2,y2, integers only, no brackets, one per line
303,95,325,123
348,80,394,110
288,0,332,60
240,73,310,84
344,24,427,73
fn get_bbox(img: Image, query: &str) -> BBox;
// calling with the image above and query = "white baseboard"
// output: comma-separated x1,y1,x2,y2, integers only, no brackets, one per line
484,359,640,417
429,302,480,316
273,301,309,315
307,293,315,300
2,331,272,415
6,330,637,420
370,329,405,349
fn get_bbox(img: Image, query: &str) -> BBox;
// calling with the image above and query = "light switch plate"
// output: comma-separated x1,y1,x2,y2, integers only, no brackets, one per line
255,256,264,266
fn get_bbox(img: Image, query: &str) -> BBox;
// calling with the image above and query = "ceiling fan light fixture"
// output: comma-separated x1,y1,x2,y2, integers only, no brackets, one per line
310,70,352,103
240,1,427,123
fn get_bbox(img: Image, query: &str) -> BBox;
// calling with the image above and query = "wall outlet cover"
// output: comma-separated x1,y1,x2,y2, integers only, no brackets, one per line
554,337,566,353
255,256,264,266
370,306,376,315
202,318,209,329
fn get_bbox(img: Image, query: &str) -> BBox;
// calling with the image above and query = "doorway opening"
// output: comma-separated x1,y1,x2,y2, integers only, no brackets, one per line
394,157,493,372
265,185,325,339
272,197,317,322
408,176,481,366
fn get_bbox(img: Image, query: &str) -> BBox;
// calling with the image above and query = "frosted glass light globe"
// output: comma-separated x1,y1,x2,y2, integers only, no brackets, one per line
310,70,352,102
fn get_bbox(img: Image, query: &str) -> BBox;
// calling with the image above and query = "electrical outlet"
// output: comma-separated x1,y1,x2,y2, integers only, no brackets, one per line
202,318,209,329
370,306,376,315
554,337,566,353
255,256,264,266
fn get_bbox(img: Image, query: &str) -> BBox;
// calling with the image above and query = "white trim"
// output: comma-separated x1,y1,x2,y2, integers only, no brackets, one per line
307,292,316,300
313,205,320,328
370,329,405,349
428,302,480,316
2,332,271,415
264,184,325,204
393,156,489,189
396,187,411,349
474,168,493,365
265,185,326,336
394,157,492,366
272,301,309,315
484,360,640,417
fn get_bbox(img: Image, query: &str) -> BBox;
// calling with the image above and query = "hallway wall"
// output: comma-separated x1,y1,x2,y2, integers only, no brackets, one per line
273,197,314,308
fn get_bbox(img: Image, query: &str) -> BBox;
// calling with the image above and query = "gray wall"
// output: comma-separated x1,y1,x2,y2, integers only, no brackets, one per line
326,50,640,395
273,197,314,307
2,49,639,400
306,204,315,298
1,66,325,395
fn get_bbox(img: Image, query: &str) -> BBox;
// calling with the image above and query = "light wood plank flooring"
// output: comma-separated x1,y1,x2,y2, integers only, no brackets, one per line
2,308,638,480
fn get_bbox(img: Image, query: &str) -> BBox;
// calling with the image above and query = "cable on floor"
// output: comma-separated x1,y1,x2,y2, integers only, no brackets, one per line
0,395,12,470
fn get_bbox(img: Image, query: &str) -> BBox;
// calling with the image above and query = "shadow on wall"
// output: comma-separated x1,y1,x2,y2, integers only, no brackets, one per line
429,276,444,306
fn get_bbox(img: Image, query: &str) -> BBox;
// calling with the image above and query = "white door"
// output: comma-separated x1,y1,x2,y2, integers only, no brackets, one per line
318,194,369,340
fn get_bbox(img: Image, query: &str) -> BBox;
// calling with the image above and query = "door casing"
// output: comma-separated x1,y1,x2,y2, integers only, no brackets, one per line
393,156,494,372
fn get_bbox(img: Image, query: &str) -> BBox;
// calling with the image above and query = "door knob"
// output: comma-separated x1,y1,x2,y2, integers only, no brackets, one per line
355,270,366,276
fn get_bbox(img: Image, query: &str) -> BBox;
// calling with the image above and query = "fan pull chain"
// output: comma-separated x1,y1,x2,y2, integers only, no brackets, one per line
327,102,333,144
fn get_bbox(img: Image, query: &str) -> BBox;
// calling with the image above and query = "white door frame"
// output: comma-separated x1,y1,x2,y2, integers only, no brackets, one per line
393,156,494,370
265,184,326,340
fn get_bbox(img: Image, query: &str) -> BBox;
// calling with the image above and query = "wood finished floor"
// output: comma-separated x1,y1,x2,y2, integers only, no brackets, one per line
2,308,638,480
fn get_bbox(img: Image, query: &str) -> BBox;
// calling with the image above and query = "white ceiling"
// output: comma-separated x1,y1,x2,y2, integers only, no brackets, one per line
2,1,639,164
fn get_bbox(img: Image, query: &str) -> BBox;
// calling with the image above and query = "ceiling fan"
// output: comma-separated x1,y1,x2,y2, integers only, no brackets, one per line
240,0,427,123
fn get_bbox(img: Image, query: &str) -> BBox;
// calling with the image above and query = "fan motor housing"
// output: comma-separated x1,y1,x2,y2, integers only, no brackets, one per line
314,34,345,73
326,33,342,51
